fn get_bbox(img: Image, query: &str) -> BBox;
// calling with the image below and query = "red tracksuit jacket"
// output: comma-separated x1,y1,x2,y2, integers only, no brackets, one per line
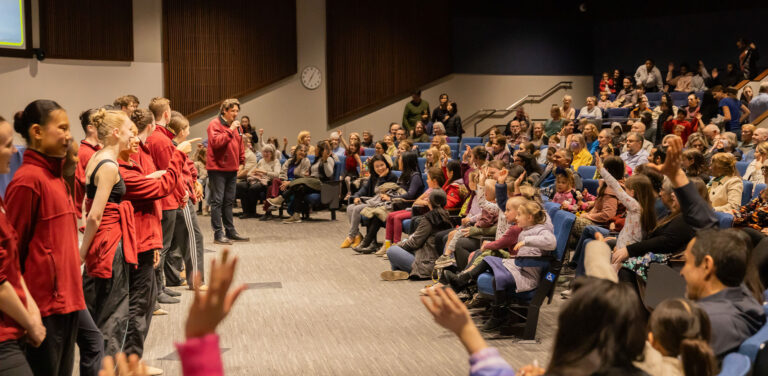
74,140,100,218
119,145,186,253
206,116,244,172
0,198,27,342
5,150,85,317
146,126,184,210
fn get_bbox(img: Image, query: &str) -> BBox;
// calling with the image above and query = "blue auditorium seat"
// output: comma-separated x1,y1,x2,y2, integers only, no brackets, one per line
753,183,766,199
607,107,630,119
715,212,734,229
582,179,599,196
738,313,768,363
362,147,375,156
461,137,482,144
645,92,662,102
543,201,560,219
670,91,689,107
736,161,750,177
307,155,315,164
719,353,751,376
743,181,754,206
0,146,24,199
577,166,596,180
415,142,431,151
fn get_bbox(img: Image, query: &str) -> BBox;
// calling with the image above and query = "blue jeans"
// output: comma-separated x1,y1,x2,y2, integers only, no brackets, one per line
573,225,611,276
208,171,237,237
387,245,414,273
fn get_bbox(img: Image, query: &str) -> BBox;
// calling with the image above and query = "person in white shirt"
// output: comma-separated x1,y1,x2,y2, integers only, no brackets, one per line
634,59,663,92
620,132,650,170
577,96,603,120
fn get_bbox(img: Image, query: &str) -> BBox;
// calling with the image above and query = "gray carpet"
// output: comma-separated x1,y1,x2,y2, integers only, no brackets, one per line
78,210,565,375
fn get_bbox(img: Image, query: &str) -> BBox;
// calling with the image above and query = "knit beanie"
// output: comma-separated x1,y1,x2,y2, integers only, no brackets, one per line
429,189,447,209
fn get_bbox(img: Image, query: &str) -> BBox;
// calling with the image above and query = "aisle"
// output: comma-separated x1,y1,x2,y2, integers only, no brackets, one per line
123,212,561,375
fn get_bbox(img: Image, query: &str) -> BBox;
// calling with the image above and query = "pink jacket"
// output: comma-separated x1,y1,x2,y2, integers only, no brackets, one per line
176,334,224,376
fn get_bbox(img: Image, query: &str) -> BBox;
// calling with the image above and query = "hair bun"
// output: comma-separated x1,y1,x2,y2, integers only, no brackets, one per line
89,108,108,128
13,111,26,135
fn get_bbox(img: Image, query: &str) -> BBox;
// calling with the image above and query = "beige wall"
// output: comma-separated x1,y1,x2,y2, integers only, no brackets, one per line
0,0,592,144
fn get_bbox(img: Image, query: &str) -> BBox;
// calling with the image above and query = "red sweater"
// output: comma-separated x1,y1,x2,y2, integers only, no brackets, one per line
119,146,185,253
5,150,86,317
83,200,137,279
146,126,184,210
74,140,101,218
206,116,244,172
0,198,27,342
663,119,694,144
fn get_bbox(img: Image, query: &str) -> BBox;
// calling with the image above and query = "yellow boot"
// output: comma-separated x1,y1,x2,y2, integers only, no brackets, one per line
340,236,354,248
375,240,391,256
351,234,363,247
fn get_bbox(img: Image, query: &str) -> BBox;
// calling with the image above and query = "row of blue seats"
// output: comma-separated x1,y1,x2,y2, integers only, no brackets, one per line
605,91,702,108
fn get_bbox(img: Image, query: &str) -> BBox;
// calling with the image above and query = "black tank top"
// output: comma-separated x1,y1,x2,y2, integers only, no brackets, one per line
86,159,126,203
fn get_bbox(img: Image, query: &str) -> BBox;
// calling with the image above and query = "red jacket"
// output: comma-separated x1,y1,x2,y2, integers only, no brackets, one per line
119,146,185,253
206,116,244,172
183,154,198,204
5,150,86,317
0,198,27,342
146,126,184,210
74,140,101,219
663,119,694,144
83,199,137,279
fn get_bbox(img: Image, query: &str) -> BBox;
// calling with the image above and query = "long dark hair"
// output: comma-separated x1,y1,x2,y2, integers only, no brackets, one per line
445,160,462,185
626,174,657,233
517,151,542,176
398,151,420,187
289,144,307,167
547,278,646,375
14,99,63,143
649,299,716,376
367,154,391,185
699,90,719,123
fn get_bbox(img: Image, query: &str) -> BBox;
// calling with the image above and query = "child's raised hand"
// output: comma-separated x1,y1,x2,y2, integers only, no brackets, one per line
513,171,526,187
496,168,509,184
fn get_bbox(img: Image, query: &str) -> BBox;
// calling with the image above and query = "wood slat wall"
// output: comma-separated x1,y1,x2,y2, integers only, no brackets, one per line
326,0,452,125
39,0,133,61
163,0,297,118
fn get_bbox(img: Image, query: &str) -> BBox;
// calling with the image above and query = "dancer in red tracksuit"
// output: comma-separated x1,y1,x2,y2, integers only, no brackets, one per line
79,109,137,358
0,116,46,375
118,109,190,365
7,100,86,376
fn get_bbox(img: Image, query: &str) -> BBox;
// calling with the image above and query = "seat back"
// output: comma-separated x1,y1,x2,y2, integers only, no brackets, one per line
645,92,662,102
754,183,766,200
607,107,629,118
743,180,754,206
670,91,689,107
543,201,560,219
737,161,750,177
577,166,596,180
415,142,431,151
718,353,751,376
552,210,576,265
715,212,734,229
392,170,402,178
582,179,599,196
461,137,482,144
307,154,316,164
362,147,375,156
738,319,768,363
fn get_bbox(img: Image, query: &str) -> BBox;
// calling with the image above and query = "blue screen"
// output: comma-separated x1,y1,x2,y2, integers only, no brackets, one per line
0,0,25,49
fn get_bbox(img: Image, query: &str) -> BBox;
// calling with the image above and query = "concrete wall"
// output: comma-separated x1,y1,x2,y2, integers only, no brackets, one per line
0,0,592,144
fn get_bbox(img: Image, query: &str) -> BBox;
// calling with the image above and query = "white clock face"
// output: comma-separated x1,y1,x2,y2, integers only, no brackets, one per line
301,66,322,90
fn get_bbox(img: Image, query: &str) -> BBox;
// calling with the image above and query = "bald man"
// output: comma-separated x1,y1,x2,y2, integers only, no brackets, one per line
703,124,720,145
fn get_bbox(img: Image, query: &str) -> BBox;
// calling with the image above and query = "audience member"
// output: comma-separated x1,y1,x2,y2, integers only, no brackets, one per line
713,86,742,135
561,95,575,120
739,86,753,123
635,59,663,92
569,134,592,172
506,120,528,147
707,153,743,213
740,124,757,163
344,155,399,252
749,82,768,123
737,38,759,80
444,102,463,137
621,132,650,170
529,122,548,149
599,72,615,94
544,105,564,137
402,90,430,132
409,121,430,143
682,148,710,183
577,96,602,120
614,77,637,108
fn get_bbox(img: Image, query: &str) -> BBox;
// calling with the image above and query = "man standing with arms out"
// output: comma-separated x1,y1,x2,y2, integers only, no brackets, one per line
207,99,249,245
402,90,429,133
634,59,663,92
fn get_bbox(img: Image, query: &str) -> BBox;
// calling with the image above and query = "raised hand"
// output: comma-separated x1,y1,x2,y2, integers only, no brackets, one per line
185,249,246,339
421,287,472,336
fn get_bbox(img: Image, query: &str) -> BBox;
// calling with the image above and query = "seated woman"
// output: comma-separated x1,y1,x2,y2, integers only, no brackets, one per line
380,189,453,281
444,200,556,331
707,152,743,213
409,121,430,143
341,155,398,250
265,144,312,222
583,122,599,154
371,140,393,168
529,122,548,149
682,148,710,183
423,147,440,170
706,132,743,161
342,141,364,200
744,141,768,184
734,159,768,233
296,130,316,156
240,144,281,219
384,135,396,157
513,151,542,185
569,133,593,172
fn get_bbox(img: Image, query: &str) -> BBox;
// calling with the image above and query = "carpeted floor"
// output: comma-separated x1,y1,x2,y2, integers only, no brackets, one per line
78,210,566,375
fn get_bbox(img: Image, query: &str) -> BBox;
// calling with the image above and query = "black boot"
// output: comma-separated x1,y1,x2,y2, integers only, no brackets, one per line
481,304,511,332
444,270,472,292
353,230,377,253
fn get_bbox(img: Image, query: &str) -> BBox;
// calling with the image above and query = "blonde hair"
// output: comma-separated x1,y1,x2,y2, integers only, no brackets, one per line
148,97,170,119
168,110,189,135
219,98,240,114
517,201,547,225
90,108,128,143
742,123,756,133
756,141,768,158
506,196,528,211
426,147,440,166
711,152,737,177
297,131,311,145
439,144,451,157
349,132,360,143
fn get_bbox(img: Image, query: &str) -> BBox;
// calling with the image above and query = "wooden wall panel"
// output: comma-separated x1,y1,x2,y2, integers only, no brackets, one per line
163,0,297,118
326,0,452,124
39,0,133,61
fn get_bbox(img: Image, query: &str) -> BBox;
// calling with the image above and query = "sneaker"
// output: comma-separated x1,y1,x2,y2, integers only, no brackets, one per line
152,308,168,316
145,365,164,375
163,288,181,297
560,289,572,299
282,213,302,223
434,254,456,269
259,212,274,221
227,233,250,242
157,293,179,304
380,270,409,281
267,196,285,207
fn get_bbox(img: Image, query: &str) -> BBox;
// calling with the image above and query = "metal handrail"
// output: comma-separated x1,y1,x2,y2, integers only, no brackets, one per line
464,81,573,136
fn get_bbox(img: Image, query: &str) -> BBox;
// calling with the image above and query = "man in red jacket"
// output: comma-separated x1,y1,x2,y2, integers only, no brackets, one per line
207,99,249,244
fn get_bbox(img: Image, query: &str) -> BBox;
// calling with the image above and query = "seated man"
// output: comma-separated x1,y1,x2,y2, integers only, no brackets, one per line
329,131,346,159
621,121,653,154
739,124,757,163
620,132,649,170
536,148,583,192
681,229,766,359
